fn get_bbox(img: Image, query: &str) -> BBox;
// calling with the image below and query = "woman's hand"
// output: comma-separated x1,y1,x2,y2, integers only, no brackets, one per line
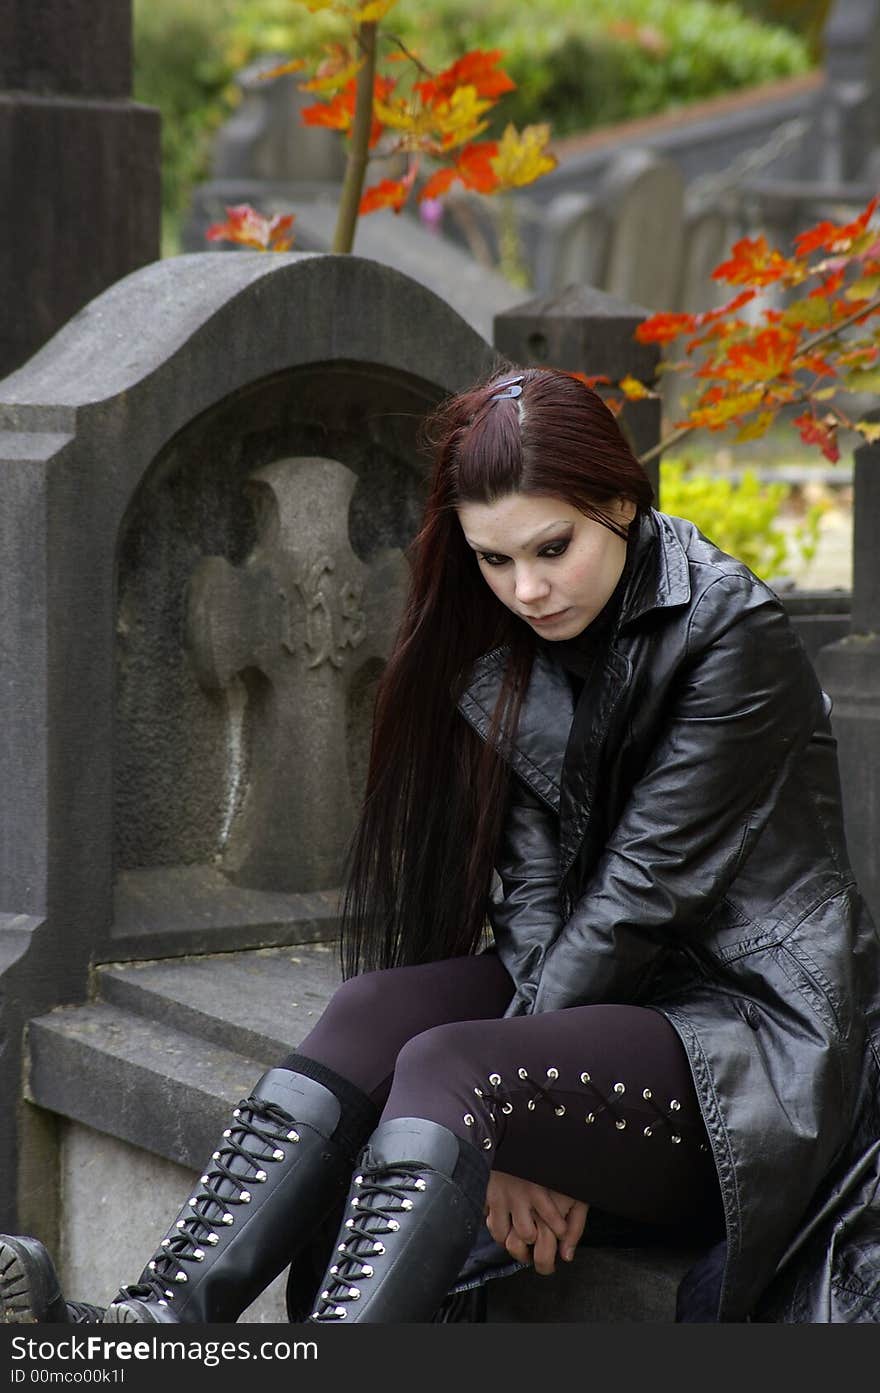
484,1170,588,1276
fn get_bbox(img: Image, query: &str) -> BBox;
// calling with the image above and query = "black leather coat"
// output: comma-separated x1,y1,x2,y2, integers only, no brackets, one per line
453,507,880,1322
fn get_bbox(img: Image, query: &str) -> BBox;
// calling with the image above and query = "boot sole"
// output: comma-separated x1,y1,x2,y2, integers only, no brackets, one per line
103,1300,172,1324
0,1237,59,1324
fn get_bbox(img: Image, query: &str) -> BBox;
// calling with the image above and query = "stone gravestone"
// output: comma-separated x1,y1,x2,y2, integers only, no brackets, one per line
185,456,407,890
598,149,685,314
0,0,160,378
211,57,347,185
0,251,496,1286
822,0,880,181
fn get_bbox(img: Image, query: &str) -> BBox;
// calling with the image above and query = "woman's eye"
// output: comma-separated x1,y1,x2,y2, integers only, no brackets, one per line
541,541,569,558
478,554,508,567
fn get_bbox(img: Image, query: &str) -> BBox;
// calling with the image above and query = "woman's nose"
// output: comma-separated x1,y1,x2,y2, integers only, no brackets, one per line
514,565,550,603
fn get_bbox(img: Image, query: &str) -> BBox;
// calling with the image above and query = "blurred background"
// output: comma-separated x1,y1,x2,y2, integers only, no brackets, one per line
132,0,857,591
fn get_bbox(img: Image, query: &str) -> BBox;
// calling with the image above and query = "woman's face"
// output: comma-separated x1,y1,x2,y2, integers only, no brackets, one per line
456,492,636,640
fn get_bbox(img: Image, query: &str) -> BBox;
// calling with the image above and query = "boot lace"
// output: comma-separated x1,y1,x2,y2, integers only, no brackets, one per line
117,1094,301,1307
312,1165,428,1320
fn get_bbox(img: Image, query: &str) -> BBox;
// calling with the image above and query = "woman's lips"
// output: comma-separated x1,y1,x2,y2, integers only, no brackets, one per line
525,608,569,625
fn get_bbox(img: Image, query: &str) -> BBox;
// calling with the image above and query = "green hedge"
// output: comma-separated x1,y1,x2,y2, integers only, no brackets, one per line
134,0,813,226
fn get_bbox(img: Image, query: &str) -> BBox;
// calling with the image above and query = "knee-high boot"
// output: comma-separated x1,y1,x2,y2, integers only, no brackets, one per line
308,1117,489,1323
0,1236,105,1324
104,1058,378,1324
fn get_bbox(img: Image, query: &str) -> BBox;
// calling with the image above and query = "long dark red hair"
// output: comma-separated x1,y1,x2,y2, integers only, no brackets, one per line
339,366,655,978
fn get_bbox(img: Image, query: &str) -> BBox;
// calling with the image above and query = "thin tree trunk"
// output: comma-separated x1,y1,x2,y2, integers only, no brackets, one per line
333,22,377,254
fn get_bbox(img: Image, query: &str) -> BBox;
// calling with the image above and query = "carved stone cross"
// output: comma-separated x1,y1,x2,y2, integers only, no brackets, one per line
185,456,409,892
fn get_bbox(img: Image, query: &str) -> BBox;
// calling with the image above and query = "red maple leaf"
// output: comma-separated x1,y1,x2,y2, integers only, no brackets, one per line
793,195,879,257
792,410,840,462
635,311,697,344
415,50,515,107
360,161,419,216
712,235,796,287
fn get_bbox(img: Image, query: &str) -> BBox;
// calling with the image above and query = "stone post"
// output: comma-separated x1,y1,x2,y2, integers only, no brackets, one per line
0,0,161,378
816,432,880,923
493,284,663,495
822,0,880,181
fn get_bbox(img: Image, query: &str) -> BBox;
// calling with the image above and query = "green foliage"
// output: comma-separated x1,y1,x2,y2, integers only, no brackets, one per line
390,0,812,136
134,0,812,226
709,1,832,57
133,0,239,226
659,458,826,581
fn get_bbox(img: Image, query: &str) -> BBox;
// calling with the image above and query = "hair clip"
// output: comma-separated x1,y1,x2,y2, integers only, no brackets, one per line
489,376,524,402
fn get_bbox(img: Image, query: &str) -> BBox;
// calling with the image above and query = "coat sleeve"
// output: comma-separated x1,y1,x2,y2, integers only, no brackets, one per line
486,780,563,1018
531,573,825,1014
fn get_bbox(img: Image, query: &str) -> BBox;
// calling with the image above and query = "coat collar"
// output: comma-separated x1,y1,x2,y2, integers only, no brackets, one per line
455,509,692,810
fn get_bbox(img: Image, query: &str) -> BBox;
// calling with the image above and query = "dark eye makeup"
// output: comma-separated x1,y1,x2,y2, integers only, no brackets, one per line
478,538,570,566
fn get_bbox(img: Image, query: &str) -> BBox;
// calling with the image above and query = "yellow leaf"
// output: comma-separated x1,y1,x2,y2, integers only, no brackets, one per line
258,58,308,81
780,298,833,330
619,374,652,400
300,58,363,93
813,386,837,400
855,420,880,443
489,123,557,189
735,411,775,442
845,366,880,393
352,0,398,18
845,275,880,300
376,84,491,149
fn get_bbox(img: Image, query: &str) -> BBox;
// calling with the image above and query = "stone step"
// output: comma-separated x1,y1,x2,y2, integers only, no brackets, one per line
25,944,343,1169
25,943,700,1321
96,941,343,1062
27,999,268,1171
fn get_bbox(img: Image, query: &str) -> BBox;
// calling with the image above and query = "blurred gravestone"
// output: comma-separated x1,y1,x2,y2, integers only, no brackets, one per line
0,0,160,379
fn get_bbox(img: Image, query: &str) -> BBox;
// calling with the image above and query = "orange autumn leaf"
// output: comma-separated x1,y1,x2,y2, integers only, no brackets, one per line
454,140,501,192
359,177,410,214
688,388,765,430
302,75,393,148
712,235,798,288
696,289,757,326
792,411,840,463
301,86,355,133
635,311,697,344
414,50,515,108
808,265,847,299
709,328,799,385
793,351,836,378
793,195,880,257
576,373,611,388
419,166,458,201
419,141,500,202
359,161,418,215
206,204,295,251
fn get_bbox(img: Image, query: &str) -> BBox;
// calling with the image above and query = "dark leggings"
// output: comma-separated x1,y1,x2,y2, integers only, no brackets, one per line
292,953,723,1231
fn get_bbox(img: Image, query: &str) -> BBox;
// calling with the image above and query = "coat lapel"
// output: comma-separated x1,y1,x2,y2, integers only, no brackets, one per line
456,645,573,813
455,508,692,849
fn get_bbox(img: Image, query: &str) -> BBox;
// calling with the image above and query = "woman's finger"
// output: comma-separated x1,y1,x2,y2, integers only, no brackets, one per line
505,1231,532,1265
531,1220,559,1277
560,1199,590,1261
530,1189,569,1241
485,1206,512,1249
510,1198,538,1245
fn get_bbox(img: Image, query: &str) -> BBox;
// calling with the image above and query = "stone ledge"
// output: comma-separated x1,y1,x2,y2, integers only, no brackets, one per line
25,944,699,1322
